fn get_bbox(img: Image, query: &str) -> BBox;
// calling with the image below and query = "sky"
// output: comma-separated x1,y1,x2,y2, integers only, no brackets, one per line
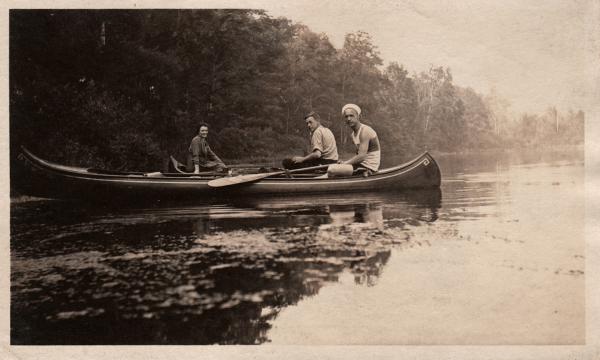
259,0,596,114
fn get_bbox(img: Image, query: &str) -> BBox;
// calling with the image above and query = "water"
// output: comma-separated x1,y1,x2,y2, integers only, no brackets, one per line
10,149,585,345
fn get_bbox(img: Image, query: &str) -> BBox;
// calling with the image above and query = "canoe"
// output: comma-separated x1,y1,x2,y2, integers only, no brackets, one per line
14,147,441,202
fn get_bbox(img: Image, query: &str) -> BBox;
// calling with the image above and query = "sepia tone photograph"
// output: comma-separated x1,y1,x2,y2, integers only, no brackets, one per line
2,0,599,358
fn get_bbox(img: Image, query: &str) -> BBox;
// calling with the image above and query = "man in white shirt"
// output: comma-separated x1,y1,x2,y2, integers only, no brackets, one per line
282,111,339,169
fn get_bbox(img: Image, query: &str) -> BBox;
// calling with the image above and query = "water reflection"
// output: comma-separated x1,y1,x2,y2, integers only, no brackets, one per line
11,189,441,344
12,150,585,345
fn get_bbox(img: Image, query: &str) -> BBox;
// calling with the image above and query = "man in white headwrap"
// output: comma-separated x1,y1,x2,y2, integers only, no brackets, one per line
340,104,380,172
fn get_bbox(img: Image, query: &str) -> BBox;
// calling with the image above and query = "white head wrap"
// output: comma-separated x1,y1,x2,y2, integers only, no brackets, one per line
341,104,361,116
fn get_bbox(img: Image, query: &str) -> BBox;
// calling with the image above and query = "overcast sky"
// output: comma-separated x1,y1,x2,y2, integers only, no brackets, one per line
260,0,594,114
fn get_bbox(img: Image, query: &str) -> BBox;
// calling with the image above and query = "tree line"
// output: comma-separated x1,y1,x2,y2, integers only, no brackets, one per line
10,9,585,171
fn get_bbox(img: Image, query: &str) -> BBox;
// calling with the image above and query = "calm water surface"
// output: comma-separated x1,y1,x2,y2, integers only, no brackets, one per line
10,150,585,344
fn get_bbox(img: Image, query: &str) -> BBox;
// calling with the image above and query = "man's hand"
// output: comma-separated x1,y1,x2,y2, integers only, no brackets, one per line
292,156,304,164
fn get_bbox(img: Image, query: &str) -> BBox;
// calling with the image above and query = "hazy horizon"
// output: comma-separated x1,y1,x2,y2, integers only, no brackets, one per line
262,0,593,115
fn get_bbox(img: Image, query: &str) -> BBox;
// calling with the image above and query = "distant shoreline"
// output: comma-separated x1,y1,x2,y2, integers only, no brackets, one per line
430,143,584,157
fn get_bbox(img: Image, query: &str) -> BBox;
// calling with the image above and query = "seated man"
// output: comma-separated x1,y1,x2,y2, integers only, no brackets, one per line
188,123,227,173
282,111,339,170
340,104,380,173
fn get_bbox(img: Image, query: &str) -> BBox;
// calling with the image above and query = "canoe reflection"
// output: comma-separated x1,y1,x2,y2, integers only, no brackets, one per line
329,203,383,230
11,189,441,344
192,203,386,237
197,189,441,234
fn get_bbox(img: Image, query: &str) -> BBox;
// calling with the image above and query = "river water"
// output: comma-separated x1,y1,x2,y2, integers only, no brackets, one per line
10,149,585,345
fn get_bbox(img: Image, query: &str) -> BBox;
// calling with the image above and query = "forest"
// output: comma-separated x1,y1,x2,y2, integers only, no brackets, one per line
10,9,585,171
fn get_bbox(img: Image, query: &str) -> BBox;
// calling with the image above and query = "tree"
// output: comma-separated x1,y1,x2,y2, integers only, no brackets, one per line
377,62,419,154
336,31,384,146
483,87,512,137
275,24,340,136
456,87,497,148
414,67,464,151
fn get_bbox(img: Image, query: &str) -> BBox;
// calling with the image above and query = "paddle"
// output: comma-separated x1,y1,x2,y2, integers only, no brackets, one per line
207,164,331,188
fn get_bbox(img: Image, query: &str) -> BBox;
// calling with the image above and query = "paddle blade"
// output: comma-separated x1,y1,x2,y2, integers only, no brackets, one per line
207,172,274,188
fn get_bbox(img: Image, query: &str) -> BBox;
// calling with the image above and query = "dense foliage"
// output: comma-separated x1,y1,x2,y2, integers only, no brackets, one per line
10,10,585,171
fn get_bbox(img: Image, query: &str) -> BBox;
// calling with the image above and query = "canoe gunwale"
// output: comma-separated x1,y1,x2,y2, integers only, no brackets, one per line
16,147,441,200
20,146,436,183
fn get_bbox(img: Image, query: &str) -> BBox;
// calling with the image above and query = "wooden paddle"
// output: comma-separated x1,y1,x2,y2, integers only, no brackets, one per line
207,164,331,188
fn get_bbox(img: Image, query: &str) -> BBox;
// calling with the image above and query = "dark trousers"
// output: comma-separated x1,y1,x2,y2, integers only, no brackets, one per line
186,159,227,173
282,158,337,170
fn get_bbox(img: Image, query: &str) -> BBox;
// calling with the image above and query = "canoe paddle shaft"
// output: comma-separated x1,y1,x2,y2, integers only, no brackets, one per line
207,164,331,188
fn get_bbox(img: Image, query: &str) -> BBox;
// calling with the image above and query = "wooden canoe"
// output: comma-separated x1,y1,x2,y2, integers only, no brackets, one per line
14,147,441,202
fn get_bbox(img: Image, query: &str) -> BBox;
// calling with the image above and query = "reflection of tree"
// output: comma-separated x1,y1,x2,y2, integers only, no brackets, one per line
352,250,391,286
194,216,211,237
11,189,441,344
353,203,384,229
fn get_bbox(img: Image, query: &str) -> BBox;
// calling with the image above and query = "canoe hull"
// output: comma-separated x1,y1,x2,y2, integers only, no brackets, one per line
14,148,441,202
